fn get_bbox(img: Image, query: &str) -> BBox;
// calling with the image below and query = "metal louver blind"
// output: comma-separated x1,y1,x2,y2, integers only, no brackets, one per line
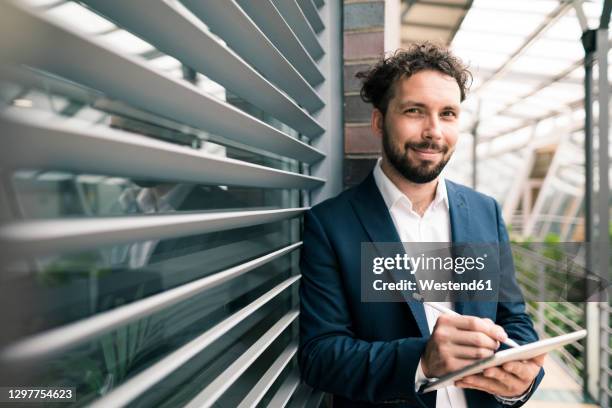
0,0,341,406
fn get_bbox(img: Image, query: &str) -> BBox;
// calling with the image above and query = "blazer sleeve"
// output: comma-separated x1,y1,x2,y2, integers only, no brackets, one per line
298,209,430,405
493,199,545,407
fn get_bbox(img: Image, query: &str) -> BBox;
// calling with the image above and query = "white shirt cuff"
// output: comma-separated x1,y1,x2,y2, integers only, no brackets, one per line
415,358,434,392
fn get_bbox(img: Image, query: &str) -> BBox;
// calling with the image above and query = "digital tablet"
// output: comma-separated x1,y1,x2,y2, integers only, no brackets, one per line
422,329,587,393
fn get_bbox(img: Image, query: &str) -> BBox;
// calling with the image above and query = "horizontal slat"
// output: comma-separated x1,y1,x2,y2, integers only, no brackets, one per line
0,242,302,361
185,310,299,408
88,275,301,408
237,341,298,408
0,207,306,258
268,367,301,407
271,0,324,61
80,0,324,137
130,230,288,288
181,0,324,112
236,0,324,87
1,65,318,156
289,383,314,408
306,390,325,408
296,0,325,33
0,110,324,185
0,1,318,162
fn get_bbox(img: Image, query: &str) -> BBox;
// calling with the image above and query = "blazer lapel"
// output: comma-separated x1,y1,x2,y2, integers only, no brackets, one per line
350,172,430,337
446,179,470,245
446,180,485,317
349,173,403,244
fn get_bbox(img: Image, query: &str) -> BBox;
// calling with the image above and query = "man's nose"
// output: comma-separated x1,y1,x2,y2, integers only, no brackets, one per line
423,114,443,140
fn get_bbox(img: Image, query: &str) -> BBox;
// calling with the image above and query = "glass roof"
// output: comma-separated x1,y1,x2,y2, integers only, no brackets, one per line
445,0,609,211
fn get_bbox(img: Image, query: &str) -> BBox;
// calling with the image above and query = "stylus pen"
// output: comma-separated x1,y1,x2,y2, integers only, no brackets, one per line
423,301,520,348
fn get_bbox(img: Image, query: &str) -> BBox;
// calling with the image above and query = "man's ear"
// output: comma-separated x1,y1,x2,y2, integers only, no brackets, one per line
371,109,384,139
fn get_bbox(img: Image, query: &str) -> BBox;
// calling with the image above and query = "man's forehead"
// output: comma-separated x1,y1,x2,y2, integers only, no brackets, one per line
396,99,461,110
392,72,461,106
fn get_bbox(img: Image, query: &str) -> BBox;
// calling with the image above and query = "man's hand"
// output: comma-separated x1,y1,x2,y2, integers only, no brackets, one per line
455,354,546,398
421,314,508,378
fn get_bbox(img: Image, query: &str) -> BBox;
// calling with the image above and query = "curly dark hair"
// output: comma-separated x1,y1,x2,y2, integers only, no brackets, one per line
356,42,472,115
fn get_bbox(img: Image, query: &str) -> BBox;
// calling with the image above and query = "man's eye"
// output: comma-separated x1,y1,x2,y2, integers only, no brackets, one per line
405,108,421,114
441,111,457,117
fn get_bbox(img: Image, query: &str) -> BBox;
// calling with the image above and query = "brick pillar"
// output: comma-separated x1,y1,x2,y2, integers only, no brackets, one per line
343,0,399,189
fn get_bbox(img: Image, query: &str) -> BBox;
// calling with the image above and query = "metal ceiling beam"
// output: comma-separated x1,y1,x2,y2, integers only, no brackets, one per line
484,123,583,159
401,0,418,20
473,68,583,84
402,0,470,21
573,0,589,32
448,0,473,43
474,0,574,93
459,28,580,41
402,0,472,45
402,21,455,30
481,96,586,142
494,58,584,117
492,39,612,125
415,0,470,9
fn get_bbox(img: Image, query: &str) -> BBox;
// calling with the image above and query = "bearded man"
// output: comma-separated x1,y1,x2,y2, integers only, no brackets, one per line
298,42,545,408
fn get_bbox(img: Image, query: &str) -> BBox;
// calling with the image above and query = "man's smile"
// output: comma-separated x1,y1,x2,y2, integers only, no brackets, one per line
409,146,444,161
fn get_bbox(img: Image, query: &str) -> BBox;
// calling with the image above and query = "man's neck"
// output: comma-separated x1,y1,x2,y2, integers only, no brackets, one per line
380,158,438,216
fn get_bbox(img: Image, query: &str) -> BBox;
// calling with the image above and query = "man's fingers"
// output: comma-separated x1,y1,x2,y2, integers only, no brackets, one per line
531,353,547,367
501,361,529,379
452,329,500,350
457,372,523,397
452,345,496,360
454,380,489,394
456,374,509,395
442,315,508,343
501,355,546,381
483,367,520,384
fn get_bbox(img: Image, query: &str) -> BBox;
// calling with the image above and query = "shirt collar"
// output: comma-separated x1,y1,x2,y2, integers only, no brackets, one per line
372,157,449,211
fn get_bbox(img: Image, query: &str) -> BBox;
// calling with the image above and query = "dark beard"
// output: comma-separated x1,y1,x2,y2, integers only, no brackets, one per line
382,126,451,184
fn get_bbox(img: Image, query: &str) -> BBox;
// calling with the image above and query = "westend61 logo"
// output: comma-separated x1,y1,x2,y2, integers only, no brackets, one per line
361,242,502,302
371,253,487,275
360,241,610,303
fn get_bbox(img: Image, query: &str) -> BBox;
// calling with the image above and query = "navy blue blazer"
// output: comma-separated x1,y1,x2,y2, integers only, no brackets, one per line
298,172,544,407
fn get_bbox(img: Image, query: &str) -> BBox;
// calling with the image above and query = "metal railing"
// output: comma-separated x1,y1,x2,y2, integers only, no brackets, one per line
600,302,612,407
513,244,611,406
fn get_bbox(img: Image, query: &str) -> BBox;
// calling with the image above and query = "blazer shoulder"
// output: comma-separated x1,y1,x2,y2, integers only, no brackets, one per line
446,179,499,208
308,185,359,218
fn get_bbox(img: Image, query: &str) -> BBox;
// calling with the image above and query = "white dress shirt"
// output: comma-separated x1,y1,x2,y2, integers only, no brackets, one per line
373,159,468,408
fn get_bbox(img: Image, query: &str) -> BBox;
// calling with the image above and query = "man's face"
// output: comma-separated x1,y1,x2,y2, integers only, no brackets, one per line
375,70,461,184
